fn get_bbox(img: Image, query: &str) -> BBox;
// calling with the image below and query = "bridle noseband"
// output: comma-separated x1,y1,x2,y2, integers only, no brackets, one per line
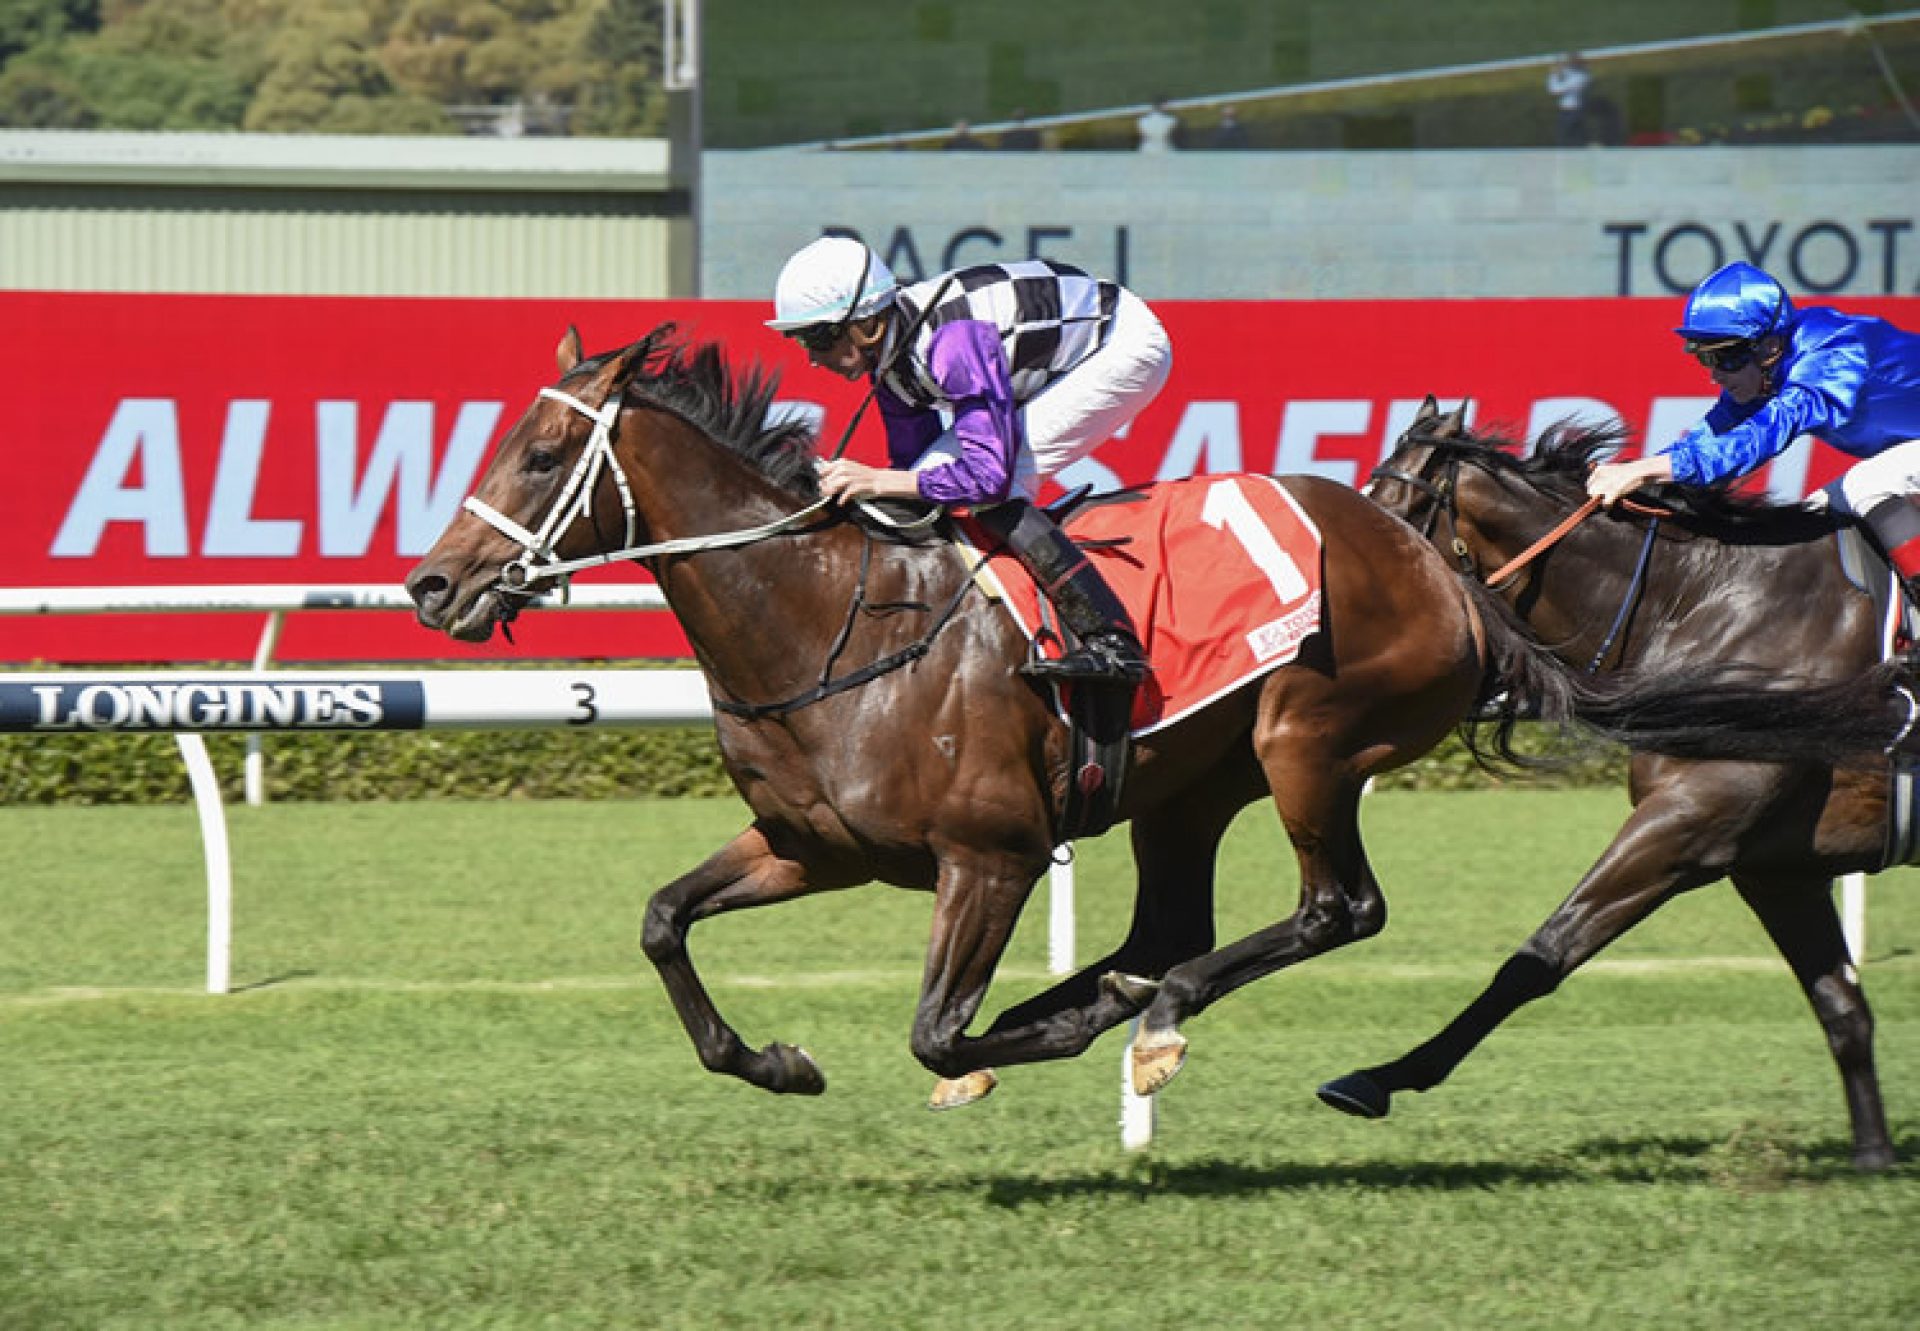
461,382,836,601
1369,445,1478,576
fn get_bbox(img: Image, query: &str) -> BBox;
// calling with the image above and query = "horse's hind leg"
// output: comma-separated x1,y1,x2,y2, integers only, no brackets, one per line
948,781,1239,1075
1130,735,1384,1094
1733,870,1895,1172
642,820,856,1095
1316,787,1719,1122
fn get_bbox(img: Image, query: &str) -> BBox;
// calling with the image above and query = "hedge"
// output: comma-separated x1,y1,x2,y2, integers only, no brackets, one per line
0,722,1626,805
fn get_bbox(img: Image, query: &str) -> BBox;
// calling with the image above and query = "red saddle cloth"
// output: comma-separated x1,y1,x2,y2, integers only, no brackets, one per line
957,474,1324,736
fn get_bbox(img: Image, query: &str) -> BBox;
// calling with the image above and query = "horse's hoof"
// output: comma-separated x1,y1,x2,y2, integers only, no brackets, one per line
1317,1071,1390,1119
928,1069,998,1111
765,1042,826,1095
1129,1029,1188,1096
1099,970,1162,1009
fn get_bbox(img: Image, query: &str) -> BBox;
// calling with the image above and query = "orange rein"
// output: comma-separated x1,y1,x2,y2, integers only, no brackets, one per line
1482,494,1665,590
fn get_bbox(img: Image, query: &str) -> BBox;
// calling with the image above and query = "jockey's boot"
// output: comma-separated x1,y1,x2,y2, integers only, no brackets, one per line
978,500,1148,685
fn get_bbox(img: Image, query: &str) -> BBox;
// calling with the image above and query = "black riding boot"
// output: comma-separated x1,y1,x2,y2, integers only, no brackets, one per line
977,500,1148,685
1861,498,1920,660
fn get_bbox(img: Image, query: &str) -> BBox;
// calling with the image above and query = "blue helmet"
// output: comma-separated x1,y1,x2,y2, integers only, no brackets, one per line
1673,261,1796,344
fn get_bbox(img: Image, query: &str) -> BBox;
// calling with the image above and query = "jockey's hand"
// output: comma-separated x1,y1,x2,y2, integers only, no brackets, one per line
1585,456,1674,508
816,459,922,505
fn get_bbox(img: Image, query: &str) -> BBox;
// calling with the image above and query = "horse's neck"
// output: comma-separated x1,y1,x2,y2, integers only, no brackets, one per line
625,427,945,703
1484,492,1852,669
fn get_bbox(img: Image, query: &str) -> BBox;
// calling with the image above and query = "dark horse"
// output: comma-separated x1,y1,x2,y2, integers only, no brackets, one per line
407,329,1901,1112
1333,399,1911,1170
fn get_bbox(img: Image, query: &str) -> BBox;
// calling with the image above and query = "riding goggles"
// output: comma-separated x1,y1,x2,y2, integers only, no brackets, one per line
1690,340,1758,373
786,321,848,354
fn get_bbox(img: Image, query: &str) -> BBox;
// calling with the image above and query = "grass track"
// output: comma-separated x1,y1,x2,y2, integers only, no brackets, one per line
3,792,1916,1329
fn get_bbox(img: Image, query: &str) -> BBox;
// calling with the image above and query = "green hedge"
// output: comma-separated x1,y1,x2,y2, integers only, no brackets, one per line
0,722,1625,805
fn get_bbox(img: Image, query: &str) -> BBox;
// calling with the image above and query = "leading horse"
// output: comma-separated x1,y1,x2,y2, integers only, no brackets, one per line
1333,400,1911,1170
407,329,1902,1111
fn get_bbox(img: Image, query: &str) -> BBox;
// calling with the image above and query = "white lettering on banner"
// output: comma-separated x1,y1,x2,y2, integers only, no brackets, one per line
29,681,387,731
1156,402,1243,481
1526,397,1618,448
1273,401,1370,485
52,399,191,558
316,400,501,558
204,400,301,557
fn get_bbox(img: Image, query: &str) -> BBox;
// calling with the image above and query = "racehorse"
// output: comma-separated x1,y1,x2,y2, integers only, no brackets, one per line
1333,399,1910,1170
406,328,1903,1113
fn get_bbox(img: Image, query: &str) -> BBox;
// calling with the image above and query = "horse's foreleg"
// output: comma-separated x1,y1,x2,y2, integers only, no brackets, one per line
907,847,1048,1081
1317,791,1719,1120
1733,871,1895,1172
641,821,850,1095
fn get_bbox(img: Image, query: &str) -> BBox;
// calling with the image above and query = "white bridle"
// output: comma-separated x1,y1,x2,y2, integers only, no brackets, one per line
460,384,836,597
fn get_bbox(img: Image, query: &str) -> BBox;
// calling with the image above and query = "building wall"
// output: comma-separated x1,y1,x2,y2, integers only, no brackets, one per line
701,145,1920,301
0,132,689,298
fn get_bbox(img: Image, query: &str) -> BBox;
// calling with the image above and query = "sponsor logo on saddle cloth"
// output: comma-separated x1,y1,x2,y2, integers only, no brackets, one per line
958,474,1324,736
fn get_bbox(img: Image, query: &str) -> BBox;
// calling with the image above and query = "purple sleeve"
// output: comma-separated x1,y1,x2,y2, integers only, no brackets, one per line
909,321,1021,505
877,382,944,467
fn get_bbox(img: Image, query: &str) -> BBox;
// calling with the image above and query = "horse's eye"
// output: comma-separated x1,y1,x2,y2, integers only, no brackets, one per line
524,446,562,475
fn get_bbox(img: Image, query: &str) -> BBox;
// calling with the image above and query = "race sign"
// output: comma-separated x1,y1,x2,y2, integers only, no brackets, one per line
6,290,1916,664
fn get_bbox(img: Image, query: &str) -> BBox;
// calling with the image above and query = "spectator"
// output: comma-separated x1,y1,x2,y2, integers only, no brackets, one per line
998,109,1041,151
1546,52,1592,146
944,119,984,151
1136,98,1180,153
1208,104,1249,150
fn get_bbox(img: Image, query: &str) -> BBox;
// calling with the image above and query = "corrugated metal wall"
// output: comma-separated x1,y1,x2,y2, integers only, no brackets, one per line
1,183,688,297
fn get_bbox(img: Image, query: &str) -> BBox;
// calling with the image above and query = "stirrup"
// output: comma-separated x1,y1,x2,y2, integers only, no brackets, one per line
1020,635,1149,684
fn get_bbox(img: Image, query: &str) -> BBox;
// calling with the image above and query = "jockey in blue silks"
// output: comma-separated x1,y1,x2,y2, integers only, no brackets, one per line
1588,261,1920,599
767,235,1173,686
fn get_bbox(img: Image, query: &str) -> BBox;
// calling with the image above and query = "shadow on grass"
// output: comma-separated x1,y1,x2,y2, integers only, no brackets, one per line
229,970,316,994
974,1130,1917,1205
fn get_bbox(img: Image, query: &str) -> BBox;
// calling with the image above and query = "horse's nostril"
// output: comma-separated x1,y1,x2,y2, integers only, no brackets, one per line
406,569,450,618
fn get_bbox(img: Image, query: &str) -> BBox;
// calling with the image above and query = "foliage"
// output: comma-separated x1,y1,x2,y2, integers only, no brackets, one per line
0,0,665,135
0,716,1626,806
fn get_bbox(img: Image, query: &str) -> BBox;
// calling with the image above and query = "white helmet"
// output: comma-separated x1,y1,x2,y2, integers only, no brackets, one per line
766,236,897,332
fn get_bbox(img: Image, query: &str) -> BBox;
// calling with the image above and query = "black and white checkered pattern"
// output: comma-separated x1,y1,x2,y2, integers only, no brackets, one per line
879,261,1121,409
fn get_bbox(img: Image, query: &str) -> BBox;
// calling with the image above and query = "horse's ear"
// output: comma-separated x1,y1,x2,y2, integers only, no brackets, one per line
556,326,584,374
1413,395,1440,423
1439,400,1471,437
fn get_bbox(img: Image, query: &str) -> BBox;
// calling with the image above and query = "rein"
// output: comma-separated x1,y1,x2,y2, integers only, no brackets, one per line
1375,440,1668,672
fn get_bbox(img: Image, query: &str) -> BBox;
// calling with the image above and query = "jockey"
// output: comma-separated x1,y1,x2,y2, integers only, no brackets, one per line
1587,260,1920,598
767,235,1174,686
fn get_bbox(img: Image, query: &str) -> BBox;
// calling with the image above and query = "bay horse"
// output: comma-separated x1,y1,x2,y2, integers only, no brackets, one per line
406,328,1901,1113
1335,399,1911,1170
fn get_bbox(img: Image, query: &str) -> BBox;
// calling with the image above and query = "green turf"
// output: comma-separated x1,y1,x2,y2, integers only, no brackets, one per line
2,793,1916,1329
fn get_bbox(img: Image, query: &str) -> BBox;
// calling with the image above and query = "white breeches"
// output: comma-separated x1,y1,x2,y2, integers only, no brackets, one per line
1823,438,1920,516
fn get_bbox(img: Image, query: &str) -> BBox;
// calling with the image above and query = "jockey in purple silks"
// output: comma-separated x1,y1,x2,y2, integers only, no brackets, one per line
768,235,1173,686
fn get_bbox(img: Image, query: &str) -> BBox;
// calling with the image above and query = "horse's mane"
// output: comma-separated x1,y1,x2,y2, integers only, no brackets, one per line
591,323,823,499
1410,417,1842,542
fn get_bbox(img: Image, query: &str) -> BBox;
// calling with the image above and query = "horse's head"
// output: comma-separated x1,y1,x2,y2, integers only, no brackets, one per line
1366,396,1484,557
408,326,654,642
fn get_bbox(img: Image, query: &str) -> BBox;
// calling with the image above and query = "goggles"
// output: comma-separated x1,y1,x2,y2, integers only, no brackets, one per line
1690,340,1759,373
786,321,847,354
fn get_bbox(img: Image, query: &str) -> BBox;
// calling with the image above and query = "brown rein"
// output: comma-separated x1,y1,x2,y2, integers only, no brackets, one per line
1483,495,1665,590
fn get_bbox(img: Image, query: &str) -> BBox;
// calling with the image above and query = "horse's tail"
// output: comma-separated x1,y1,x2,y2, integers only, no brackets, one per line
1459,574,1909,769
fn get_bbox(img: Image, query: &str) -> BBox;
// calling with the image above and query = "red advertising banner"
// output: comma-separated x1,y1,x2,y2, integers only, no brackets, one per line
6,291,1917,665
